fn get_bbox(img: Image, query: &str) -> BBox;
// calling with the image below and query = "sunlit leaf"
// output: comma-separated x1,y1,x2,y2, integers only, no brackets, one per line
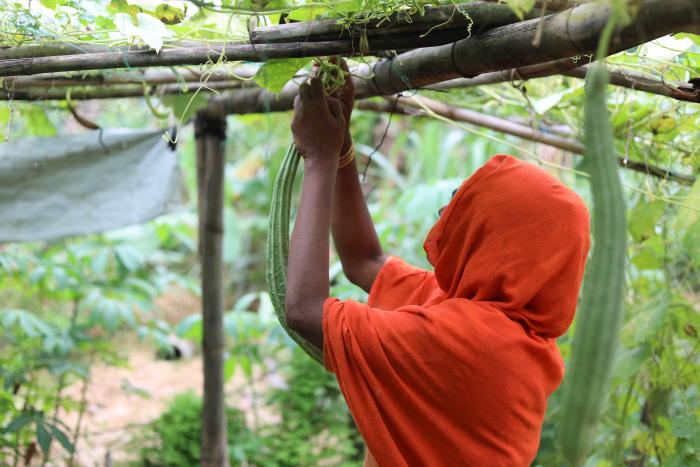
154,3,185,24
629,200,664,242
114,12,171,52
254,58,311,94
676,177,700,230
224,356,236,382
176,313,202,341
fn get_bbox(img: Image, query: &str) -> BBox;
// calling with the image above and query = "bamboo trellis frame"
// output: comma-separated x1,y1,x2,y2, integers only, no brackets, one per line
0,0,697,184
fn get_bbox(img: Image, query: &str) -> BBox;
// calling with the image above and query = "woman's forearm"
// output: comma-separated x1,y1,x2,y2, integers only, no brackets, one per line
331,158,387,292
285,158,337,350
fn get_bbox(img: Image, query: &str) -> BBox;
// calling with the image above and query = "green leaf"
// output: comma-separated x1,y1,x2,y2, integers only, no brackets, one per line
629,200,665,242
176,314,202,341
40,0,58,9
631,236,664,270
115,244,143,272
676,177,700,230
254,58,311,94
47,423,75,454
675,33,700,47
154,3,185,24
161,92,209,122
4,413,34,433
24,107,57,136
612,344,651,380
36,422,51,455
287,6,329,22
224,356,236,382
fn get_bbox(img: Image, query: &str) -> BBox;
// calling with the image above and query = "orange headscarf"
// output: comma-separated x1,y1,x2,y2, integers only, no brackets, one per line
323,155,590,466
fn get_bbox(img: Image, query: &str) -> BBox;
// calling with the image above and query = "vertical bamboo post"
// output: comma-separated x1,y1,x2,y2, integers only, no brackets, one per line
195,112,229,467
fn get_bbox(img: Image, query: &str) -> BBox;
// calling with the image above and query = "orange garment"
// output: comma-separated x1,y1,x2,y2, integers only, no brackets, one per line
323,155,590,466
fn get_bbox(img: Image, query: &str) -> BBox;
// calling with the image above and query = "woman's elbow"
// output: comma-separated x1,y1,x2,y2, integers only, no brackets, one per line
284,298,303,332
284,295,325,336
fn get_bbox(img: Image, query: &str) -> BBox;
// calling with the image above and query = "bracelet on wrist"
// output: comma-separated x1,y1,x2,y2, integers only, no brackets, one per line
338,145,355,170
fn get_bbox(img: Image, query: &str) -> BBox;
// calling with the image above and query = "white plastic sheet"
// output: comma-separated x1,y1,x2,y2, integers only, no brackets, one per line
0,129,184,243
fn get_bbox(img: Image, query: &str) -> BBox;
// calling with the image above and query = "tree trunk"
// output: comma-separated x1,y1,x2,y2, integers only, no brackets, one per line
195,113,230,467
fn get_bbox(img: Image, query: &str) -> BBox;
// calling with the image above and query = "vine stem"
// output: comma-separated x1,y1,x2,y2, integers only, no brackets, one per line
69,353,94,466
611,381,636,465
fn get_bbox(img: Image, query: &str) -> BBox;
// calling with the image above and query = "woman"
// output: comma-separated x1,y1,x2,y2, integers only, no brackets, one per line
284,67,590,466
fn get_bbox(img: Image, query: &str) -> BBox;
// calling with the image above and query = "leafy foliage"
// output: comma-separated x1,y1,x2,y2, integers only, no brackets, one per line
135,392,256,466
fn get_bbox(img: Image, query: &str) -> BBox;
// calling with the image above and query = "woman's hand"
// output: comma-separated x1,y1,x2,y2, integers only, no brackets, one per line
291,76,346,166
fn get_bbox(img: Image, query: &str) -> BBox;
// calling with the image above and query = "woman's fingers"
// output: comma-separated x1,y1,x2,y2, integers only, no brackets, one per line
299,82,311,102
310,76,324,101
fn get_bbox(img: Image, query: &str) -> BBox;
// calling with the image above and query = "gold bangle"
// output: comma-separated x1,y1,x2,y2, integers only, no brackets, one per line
338,146,355,169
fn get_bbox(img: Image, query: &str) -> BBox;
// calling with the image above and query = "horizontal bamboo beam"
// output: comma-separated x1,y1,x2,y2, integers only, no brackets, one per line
362,0,700,94
204,0,700,116
0,28,476,78
430,59,700,103
0,2,537,62
250,2,542,44
0,40,231,61
480,0,589,10
0,2,542,77
427,57,582,88
2,65,259,88
358,96,695,185
0,80,246,101
562,66,700,103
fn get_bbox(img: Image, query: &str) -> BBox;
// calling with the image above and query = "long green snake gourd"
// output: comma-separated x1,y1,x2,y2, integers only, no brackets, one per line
558,63,627,466
266,143,324,364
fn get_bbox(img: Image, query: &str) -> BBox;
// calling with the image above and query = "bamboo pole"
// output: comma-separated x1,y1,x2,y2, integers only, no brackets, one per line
427,57,582,89
0,81,248,101
250,1,542,44
204,0,700,116
357,96,695,185
0,29,475,78
0,40,229,60
3,0,697,79
429,60,700,103
5,59,696,105
480,0,589,10
360,0,700,95
562,66,700,103
195,112,230,467
2,65,259,88
0,2,536,62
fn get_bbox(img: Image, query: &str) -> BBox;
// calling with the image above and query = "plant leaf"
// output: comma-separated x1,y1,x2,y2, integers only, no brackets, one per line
254,58,311,94
47,423,75,454
36,422,51,455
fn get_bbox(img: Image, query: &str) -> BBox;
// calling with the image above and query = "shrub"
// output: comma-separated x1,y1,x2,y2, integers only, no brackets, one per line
135,392,257,466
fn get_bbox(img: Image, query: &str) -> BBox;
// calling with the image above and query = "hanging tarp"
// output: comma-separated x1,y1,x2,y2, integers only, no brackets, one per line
0,128,184,243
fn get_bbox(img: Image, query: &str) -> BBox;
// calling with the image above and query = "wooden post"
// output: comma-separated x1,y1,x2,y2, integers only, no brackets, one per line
195,112,229,467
